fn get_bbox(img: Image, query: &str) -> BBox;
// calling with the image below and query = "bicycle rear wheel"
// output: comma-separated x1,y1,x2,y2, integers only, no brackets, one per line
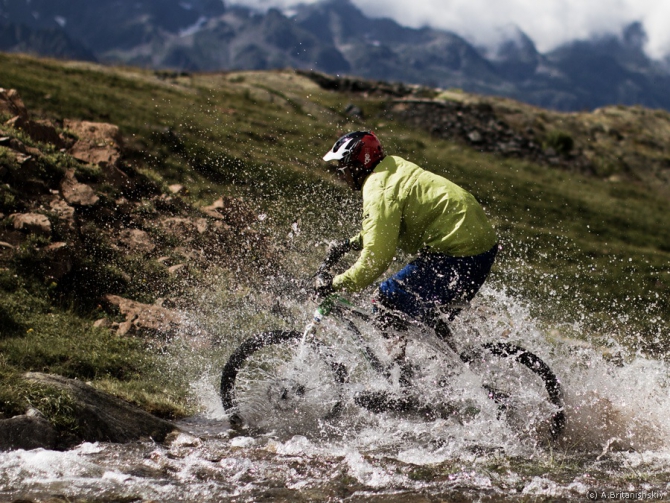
220,330,347,431
460,342,565,440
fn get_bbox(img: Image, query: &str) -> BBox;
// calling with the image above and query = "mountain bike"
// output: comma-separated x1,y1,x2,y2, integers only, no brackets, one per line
220,266,565,440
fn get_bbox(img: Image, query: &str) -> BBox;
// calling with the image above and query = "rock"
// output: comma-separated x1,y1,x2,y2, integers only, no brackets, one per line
93,318,113,328
49,197,76,229
60,169,99,206
9,212,52,236
168,184,186,195
5,115,66,148
118,228,155,254
201,196,257,227
164,431,201,448
468,130,483,143
43,242,73,280
0,413,59,451
64,119,122,166
168,263,187,275
104,294,182,337
0,136,43,157
160,217,207,241
0,88,29,120
24,372,177,445
102,163,135,192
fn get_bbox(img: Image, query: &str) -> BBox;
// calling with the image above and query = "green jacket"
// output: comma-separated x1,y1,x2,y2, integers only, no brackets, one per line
332,156,497,293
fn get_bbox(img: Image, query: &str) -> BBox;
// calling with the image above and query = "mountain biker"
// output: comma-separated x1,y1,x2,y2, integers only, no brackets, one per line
317,131,498,360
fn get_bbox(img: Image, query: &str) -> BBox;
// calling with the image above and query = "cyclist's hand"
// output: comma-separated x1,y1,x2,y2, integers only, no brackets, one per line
323,239,350,269
314,271,333,301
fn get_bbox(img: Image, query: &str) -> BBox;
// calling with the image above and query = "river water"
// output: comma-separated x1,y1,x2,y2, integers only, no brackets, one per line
2,287,670,502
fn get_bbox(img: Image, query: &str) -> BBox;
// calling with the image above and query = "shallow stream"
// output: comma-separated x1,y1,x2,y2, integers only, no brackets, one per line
2,288,670,502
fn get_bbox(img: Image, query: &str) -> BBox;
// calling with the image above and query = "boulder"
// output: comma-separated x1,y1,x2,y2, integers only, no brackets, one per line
64,119,122,166
0,413,59,451
9,212,52,236
104,294,182,337
24,372,177,445
60,169,99,206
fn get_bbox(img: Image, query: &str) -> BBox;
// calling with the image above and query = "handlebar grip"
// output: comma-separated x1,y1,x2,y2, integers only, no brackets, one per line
319,239,351,272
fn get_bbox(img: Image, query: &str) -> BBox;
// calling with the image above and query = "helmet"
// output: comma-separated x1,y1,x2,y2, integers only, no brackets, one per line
323,131,384,170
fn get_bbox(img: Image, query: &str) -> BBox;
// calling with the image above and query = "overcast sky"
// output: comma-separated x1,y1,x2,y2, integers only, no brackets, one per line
230,0,670,59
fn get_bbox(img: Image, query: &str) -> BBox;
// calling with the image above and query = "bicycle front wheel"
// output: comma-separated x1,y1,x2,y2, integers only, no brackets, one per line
220,330,347,432
461,342,565,440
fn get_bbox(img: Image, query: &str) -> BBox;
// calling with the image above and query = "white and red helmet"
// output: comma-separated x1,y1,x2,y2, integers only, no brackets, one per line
323,131,384,170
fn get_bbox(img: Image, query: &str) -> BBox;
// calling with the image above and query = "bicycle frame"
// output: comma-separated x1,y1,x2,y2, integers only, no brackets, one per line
303,294,457,377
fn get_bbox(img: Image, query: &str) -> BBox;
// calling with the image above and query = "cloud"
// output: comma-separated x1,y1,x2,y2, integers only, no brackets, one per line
229,0,670,59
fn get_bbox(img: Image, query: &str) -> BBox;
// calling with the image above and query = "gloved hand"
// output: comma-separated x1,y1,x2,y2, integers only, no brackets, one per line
314,271,333,300
322,239,351,270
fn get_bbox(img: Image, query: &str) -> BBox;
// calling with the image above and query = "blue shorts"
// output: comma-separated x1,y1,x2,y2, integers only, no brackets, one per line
377,245,498,322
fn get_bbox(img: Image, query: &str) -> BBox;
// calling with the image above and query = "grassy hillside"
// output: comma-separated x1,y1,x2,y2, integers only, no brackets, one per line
1,53,669,427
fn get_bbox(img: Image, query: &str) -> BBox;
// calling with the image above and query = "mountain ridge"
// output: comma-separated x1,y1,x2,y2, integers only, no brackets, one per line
1,0,670,112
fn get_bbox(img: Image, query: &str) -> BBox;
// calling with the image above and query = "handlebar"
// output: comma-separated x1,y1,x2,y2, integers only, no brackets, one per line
317,239,351,274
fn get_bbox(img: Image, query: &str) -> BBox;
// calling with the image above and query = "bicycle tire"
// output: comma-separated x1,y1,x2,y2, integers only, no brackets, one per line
460,342,565,439
220,330,348,429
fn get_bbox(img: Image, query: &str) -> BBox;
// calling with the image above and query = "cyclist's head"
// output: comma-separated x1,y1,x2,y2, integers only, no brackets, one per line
323,131,384,190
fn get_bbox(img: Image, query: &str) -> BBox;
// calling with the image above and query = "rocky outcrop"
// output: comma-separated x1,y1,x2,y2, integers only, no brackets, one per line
0,373,178,451
0,410,59,451
23,373,176,448
60,168,100,206
0,88,28,120
103,294,182,337
64,119,122,167
9,212,52,236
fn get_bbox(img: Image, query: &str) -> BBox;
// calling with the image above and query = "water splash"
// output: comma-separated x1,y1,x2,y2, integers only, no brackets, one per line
2,285,669,501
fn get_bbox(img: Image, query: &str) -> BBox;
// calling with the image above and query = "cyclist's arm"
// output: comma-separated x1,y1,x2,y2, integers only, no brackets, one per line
333,196,400,293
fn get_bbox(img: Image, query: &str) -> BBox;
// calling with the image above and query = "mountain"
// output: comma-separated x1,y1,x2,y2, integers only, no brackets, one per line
2,0,670,111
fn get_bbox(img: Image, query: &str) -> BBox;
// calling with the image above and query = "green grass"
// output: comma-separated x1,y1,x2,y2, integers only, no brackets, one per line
1,52,669,428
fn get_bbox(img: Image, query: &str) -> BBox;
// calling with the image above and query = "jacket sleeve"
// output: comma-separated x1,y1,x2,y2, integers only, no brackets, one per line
332,194,401,293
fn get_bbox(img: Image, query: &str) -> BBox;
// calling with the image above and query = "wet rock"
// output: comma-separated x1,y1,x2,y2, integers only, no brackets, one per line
60,169,99,206
118,228,155,254
9,212,52,236
64,119,122,167
0,413,59,451
24,372,177,445
104,294,182,337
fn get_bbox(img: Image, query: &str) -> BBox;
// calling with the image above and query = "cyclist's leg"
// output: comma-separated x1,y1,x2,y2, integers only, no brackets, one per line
377,245,499,339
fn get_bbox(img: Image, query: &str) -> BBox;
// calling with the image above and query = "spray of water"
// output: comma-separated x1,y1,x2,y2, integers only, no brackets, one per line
2,282,669,501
